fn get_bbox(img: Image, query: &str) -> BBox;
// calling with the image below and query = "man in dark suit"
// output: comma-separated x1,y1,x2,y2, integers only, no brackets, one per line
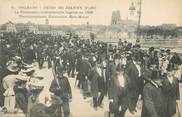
141,70,165,117
125,55,142,114
98,56,107,108
106,55,117,100
23,45,35,64
162,63,180,117
108,64,128,117
67,48,76,78
78,55,92,99
36,44,45,69
49,66,72,117
88,61,103,110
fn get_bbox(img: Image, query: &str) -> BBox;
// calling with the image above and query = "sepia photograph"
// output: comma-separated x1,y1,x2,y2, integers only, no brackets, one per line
0,0,182,117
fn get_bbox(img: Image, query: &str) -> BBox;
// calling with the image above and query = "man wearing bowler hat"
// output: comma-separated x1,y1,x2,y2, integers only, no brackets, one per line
141,69,165,117
125,55,142,114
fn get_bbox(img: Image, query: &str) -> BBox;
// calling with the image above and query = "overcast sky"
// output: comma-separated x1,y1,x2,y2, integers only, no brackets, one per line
0,0,181,26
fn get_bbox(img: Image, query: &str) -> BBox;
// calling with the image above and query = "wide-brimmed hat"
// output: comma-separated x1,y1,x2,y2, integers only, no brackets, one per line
30,85,44,93
21,67,35,73
12,56,21,61
6,61,19,72
22,63,34,68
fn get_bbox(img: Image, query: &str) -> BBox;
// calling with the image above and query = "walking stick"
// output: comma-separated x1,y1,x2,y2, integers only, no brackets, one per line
176,102,181,117
74,77,78,88
74,71,80,88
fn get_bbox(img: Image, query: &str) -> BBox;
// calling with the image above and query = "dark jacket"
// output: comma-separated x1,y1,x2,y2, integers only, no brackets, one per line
143,68,153,83
80,59,92,76
141,82,165,117
36,46,45,58
14,82,28,114
106,62,116,82
49,76,72,99
112,72,127,102
106,62,117,99
125,61,143,111
67,49,76,65
76,57,82,72
23,47,35,64
88,67,100,98
125,61,141,90
162,76,179,117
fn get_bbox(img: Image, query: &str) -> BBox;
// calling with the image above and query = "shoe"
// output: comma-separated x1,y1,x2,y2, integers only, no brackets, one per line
94,107,97,111
98,104,103,108
130,110,135,114
71,74,75,78
83,96,87,100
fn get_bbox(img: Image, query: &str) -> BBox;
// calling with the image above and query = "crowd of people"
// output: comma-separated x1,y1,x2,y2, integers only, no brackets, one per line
0,32,182,117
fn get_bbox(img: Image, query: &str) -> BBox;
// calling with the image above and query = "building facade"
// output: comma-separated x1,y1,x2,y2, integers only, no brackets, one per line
26,22,39,34
4,21,17,32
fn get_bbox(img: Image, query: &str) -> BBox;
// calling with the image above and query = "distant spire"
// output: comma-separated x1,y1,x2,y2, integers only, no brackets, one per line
129,2,136,16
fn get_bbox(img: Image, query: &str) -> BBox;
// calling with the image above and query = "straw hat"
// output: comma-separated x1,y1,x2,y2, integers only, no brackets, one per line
6,61,19,72
21,67,35,73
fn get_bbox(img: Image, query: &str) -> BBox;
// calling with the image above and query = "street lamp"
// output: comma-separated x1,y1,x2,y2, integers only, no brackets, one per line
129,2,136,16
129,0,142,44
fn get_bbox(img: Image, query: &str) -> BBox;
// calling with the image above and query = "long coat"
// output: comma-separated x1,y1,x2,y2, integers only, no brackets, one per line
113,72,127,102
125,61,142,111
106,61,117,99
67,49,76,66
23,47,35,64
162,76,179,117
125,61,142,90
88,67,100,98
76,59,92,94
75,52,82,72
79,59,92,77
141,82,165,117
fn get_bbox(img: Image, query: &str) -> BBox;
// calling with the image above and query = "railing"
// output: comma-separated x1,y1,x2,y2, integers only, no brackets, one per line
96,38,182,53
